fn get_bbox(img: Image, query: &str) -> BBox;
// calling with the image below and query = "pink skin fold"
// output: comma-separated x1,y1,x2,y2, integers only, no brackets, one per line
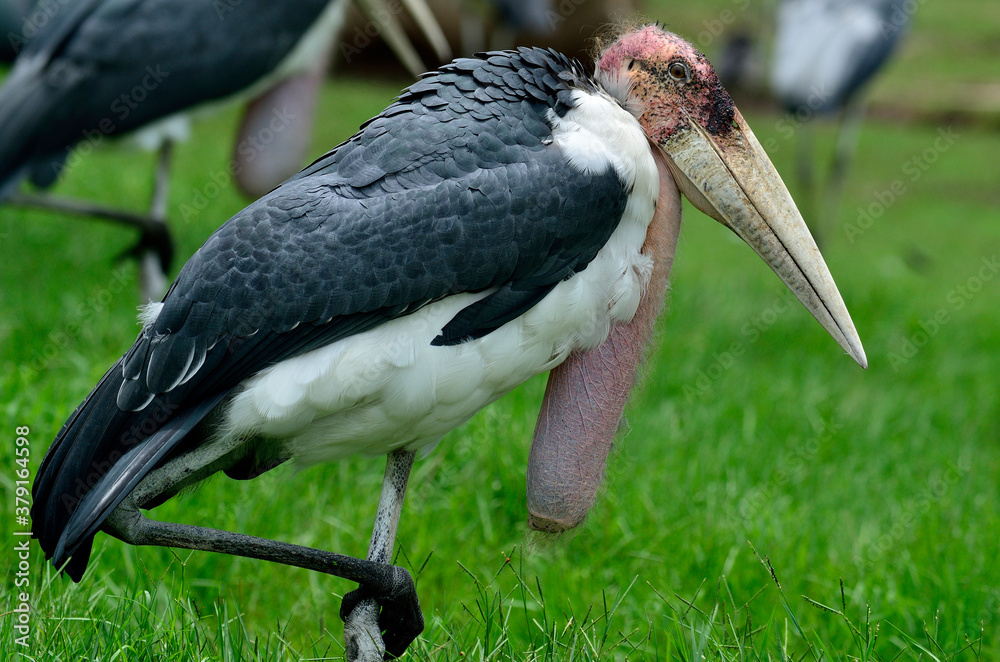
233,54,329,199
527,146,682,532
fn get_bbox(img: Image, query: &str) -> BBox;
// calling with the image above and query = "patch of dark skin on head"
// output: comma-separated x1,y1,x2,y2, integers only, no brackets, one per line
702,77,736,137
645,59,735,138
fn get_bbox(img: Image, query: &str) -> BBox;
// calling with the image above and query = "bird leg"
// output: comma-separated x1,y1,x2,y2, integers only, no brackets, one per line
7,140,174,301
104,505,419,634
100,445,422,659
137,139,174,301
343,449,420,661
794,118,820,247
150,140,173,223
9,190,169,236
821,96,868,235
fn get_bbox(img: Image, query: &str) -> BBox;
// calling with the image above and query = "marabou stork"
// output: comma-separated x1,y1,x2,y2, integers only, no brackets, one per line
32,24,867,660
0,0,449,300
771,0,910,245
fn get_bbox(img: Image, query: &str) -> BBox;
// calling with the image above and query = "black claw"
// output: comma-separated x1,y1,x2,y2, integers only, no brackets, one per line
340,586,370,623
340,565,424,659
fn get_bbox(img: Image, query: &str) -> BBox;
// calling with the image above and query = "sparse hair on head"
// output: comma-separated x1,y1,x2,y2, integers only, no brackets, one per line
590,18,667,60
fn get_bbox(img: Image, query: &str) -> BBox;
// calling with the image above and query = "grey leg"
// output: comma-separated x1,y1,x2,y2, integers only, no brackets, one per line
795,119,820,247
8,191,169,237
343,449,419,661
102,441,422,659
104,505,420,628
821,97,867,235
150,140,172,222
139,140,174,301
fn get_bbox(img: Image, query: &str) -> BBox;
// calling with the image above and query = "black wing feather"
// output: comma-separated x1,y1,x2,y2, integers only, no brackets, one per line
53,389,232,570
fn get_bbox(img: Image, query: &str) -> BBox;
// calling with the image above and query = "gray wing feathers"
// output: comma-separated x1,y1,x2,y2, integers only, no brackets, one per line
116,48,627,411
34,48,630,581
52,388,231,569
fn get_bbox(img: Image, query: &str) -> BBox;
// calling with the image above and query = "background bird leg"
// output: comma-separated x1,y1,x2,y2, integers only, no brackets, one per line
7,140,175,302
137,139,174,301
794,119,820,247
821,96,868,239
343,448,420,661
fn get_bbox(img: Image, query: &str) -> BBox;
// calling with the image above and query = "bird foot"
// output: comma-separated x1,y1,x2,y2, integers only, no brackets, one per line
116,223,174,275
340,565,423,660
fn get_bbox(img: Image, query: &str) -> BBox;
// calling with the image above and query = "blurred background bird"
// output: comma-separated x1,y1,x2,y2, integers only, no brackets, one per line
0,0,34,62
0,0,450,300
769,0,911,247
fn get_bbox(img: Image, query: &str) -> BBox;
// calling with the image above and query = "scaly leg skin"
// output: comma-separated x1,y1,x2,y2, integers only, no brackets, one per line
343,449,422,661
95,444,422,659
103,503,422,654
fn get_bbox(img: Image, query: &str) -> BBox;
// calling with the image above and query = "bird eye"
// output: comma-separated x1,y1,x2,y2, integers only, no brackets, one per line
626,59,636,71
668,61,689,82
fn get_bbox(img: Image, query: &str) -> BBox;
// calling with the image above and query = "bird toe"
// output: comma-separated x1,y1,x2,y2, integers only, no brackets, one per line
339,566,423,659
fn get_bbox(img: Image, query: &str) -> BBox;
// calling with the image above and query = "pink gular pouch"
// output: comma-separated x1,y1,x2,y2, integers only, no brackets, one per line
527,146,679,533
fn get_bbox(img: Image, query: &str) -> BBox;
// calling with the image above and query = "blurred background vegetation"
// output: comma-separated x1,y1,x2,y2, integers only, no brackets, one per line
1,0,998,659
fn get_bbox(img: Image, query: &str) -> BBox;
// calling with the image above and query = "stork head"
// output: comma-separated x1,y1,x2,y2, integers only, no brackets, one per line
598,24,867,368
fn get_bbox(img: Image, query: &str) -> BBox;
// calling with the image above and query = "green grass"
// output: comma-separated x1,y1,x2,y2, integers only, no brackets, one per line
3,7,999,661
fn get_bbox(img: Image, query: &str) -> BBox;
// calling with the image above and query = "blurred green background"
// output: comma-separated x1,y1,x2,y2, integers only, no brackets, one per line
2,0,998,659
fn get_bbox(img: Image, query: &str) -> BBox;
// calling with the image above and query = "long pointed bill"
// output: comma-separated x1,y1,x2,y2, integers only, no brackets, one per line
355,0,451,78
660,109,867,368
399,0,453,62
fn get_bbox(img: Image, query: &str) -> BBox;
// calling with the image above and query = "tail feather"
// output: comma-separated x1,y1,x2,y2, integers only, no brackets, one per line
52,390,229,569
31,358,224,581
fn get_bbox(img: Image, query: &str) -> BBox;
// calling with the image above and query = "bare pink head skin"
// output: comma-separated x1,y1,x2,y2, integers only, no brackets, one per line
598,24,737,145
526,25,867,533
